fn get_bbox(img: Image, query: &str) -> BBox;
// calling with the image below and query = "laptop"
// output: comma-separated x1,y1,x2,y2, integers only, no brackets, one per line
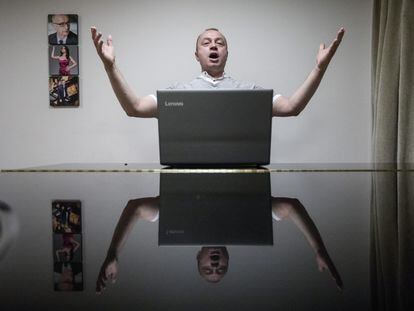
158,172,273,245
157,89,273,167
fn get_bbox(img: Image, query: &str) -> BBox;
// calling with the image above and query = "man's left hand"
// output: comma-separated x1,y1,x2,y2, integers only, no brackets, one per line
316,27,345,72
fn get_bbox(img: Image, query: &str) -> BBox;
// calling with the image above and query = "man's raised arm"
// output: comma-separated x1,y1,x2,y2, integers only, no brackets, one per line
273,27,345,117
91,27,157,118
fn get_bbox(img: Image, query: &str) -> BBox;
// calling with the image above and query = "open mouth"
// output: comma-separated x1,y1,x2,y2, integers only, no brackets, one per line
209,249,222,256
210,255,220,261
209,52,219,60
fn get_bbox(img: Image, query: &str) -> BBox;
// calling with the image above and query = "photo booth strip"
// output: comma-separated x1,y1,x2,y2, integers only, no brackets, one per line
52,200,83,291
48,14,79,108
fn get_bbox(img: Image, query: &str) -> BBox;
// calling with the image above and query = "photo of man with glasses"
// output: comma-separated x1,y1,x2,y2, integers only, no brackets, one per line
48,14,78,45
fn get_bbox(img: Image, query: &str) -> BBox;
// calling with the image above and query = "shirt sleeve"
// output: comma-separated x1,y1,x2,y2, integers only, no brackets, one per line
149,94,157,103
250,84,282,102
273,94,282,102
272,210,282,221
151,82,187,102
149,210,159,222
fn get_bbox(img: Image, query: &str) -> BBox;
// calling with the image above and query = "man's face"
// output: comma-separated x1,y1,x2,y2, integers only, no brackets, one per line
52,15,70,38
197,247,229,283
195,30,228,76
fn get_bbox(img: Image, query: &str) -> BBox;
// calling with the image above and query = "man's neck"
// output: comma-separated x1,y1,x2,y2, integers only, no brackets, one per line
57,34,68,41
203,70,225,79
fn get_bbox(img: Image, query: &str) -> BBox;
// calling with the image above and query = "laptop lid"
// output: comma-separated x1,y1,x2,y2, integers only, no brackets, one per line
158,172,273,245
157,89,273,166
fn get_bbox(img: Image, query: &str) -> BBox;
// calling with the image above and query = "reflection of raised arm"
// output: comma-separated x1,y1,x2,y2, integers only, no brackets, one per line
90,27,157,118
50,46,60,60
71,238,80,253
96,197,159,294
55,249,65,261
106,197,159,257
272,197,343,290
273,28,345,117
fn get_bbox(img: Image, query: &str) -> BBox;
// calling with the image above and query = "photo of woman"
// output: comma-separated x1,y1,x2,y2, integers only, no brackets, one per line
55,233,81,262
49,45,78,76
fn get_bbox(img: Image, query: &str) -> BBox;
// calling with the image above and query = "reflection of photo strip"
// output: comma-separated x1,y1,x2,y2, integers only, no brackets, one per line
53,233,82,263
54,262,83,291
49,76,79,107
52,200,82,233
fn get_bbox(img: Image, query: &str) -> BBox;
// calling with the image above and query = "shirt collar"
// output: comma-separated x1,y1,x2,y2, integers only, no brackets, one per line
57,36,67,44
199,71,227,84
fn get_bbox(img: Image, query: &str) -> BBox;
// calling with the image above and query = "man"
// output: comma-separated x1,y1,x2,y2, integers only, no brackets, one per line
90,26,345,118
197,247,229,283
49,14,78,45
95,195,342,291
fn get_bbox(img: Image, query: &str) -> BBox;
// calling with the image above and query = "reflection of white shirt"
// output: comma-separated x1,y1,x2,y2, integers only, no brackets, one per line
272,210,281,221
150,211,159,222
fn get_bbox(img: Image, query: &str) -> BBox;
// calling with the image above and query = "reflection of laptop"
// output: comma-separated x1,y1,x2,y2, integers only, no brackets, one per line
159,172,272,245
157,89,273,167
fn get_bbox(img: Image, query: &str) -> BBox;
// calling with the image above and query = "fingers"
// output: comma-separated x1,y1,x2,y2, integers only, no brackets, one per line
95,32,103,47
327,263,343,290
335,276,344,291
91,26,105,49
108,273,117,283
332,27,345,45
91,26,100,46
96,275,107,294
328,27,345,54
107,34,113,47
336,27,345,42
96,264,118,294
331,270,343,291
107,268,117,283
98,39,104,53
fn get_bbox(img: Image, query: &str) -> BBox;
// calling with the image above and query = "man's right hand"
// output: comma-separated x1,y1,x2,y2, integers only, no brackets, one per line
316,249,343,291
90,26,157,118
96,253,118,294
91,26,116,69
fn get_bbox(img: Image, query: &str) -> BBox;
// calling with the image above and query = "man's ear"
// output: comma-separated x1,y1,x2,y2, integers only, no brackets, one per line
195,51,200,62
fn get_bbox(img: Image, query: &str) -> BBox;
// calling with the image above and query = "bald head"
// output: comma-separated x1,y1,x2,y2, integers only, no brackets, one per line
195,28,229,78
51,14,71,38
196,28,228,52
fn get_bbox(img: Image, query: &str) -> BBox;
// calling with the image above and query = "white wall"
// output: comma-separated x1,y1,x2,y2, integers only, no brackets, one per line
0,0,372,169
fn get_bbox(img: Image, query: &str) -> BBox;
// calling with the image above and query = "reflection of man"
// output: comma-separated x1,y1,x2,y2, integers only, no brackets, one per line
49,14,78,45
197,247,229,283
91,26,344,118
96,196,342,292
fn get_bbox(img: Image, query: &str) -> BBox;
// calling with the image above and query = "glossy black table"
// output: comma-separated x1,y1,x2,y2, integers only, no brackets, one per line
0,163,412,310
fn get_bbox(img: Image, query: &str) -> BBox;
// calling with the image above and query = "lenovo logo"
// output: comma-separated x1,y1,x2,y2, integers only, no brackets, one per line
166,230,185,235
164,101,184,107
